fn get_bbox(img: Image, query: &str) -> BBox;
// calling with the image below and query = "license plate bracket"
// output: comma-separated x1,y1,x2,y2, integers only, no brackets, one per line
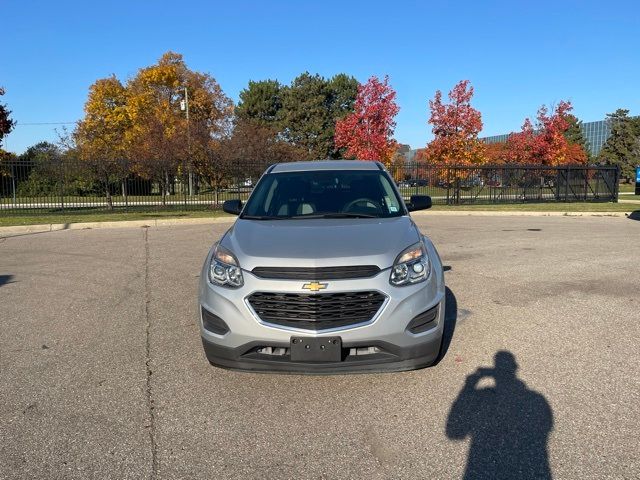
290,336,342,362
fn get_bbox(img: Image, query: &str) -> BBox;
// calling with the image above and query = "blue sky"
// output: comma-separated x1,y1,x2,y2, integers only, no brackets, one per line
3,0,639,154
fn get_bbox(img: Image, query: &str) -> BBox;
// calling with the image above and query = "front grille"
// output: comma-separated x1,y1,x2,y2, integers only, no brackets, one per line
247,291,386,331
251,265,381,280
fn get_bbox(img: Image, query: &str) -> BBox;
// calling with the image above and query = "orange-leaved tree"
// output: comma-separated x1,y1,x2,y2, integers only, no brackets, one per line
334,75,399,163
483,141,511,164
419,80,485,165
505,101,587,166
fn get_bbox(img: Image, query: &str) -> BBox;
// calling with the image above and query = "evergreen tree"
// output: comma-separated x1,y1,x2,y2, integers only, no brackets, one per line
237,73,358,159
236,80,283,126
563,114,590,159
598,109,640,182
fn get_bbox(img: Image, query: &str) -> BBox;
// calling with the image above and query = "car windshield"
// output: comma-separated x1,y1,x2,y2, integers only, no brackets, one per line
241,170,405,219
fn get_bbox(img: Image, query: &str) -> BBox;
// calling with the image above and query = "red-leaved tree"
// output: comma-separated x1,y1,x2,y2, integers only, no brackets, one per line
334,75,399,162
505,101,587,165
419,80,485,165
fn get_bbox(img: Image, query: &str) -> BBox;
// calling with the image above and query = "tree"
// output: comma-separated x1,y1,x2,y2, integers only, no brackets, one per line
194,118,308,193
279,72,358,159
563,114,590,158
483,141,510,164
597,109,640,182
504,119,537,164
0,87,15,150
236,80,283,125
235,73,358,159
326,73,360,158
72,52,237,204
125,52,233,203
532,102,584,165
278,73,328,158
388,146,409,181
215,118,309,183
504,101,587,166
74,76,131,208
421,80,485,165
14,142,64,196
334,75,399,163
0,149,16,181
565,142,590,165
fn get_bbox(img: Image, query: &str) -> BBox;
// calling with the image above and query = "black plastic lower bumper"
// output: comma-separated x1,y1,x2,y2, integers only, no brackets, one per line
201,335,443,374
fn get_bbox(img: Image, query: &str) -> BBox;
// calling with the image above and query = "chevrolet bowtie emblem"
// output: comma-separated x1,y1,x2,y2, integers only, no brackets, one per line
302,282,328,292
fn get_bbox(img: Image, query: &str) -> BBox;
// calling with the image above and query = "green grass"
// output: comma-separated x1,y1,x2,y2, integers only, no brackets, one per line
620,195,640,201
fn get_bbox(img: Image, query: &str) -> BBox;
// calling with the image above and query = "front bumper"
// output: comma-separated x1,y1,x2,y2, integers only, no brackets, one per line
201,333,443,374
198,241,445,374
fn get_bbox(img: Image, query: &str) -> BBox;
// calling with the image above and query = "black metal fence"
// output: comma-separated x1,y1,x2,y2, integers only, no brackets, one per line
0,158,619,216
390,163,619,205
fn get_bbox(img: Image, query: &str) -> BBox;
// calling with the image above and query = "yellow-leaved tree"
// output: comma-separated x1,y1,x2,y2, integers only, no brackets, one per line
74,76,131,209
74,52,233,207
126,52,233,204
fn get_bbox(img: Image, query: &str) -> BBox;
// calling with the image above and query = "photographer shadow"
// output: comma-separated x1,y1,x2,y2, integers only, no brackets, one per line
446,351,553,479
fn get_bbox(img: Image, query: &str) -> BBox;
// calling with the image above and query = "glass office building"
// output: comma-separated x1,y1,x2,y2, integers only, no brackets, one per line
482,133,510,145
580,120,611,156
480,119,611,156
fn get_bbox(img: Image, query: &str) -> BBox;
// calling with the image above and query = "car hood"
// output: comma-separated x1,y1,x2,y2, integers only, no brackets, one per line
221,216,422,271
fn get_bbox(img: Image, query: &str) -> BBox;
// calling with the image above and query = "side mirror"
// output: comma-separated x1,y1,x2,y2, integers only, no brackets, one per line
223,199,242,215
407,195,432,212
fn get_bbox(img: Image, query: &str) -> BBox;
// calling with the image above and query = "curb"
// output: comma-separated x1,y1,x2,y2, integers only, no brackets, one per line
0,210,634,237
0,216,232,237
409,210,633,217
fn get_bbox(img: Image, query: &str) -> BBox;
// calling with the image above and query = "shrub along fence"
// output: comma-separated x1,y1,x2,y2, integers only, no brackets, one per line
0,158,619,215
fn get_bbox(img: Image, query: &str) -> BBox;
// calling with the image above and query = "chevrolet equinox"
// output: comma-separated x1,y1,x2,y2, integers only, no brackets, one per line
198,160,445,373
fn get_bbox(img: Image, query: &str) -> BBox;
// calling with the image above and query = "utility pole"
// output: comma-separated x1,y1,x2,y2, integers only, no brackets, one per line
180,86,193,196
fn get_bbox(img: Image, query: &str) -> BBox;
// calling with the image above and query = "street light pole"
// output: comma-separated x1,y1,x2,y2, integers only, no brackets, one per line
183,86,193,197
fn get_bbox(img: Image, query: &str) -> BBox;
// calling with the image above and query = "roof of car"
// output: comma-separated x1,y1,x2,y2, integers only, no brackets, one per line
269,160,383,173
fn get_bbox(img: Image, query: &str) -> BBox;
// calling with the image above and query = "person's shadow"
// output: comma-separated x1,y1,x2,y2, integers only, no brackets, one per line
446,351,553,479
627,210,640,221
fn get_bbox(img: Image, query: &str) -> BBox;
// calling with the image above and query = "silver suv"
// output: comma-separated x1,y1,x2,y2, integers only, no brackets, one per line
198,160,445,373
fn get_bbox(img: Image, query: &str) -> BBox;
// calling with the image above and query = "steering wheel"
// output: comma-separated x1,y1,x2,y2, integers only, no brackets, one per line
342,198,383,213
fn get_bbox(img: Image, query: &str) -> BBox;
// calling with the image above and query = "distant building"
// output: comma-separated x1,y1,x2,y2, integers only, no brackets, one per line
579,120,611,156
402,148,419,163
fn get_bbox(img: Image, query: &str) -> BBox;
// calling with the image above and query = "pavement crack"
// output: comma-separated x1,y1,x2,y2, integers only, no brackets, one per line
143,227,158,479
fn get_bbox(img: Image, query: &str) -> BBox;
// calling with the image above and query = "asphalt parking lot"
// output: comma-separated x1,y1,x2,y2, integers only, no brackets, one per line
1,214,638,479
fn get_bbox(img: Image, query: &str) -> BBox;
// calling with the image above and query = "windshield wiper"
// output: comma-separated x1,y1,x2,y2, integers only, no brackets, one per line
290,212,378,219
241,215,292,220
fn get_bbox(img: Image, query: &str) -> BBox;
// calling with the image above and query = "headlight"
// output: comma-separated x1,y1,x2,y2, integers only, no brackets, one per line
389,242,430,286
209,243,244,288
